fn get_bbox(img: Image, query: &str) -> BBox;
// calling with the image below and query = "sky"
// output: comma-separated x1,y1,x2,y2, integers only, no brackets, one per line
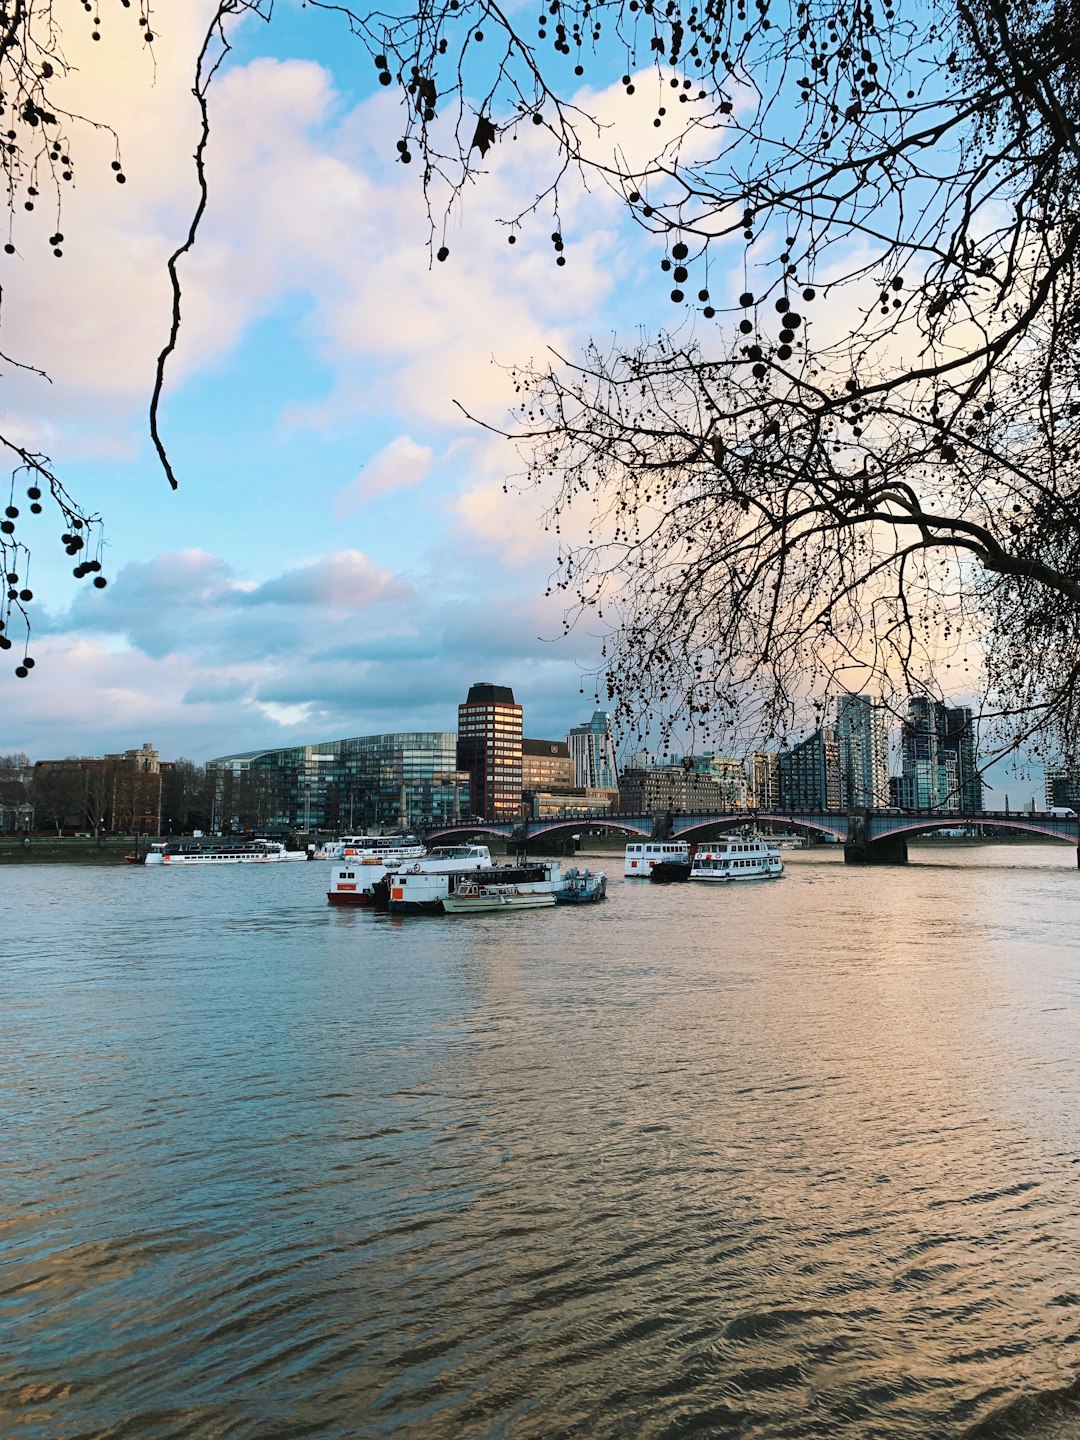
0,2,1043,800
1,1,670,762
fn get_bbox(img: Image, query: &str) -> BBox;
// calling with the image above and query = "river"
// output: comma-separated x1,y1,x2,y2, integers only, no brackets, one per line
2,846,1080,1438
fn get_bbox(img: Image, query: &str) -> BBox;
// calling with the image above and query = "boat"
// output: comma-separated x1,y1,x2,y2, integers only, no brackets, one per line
649,857,692,883
326,842,493,906
554,866,607,903
314,834,426,862
624,840,691,877
689,835,784,881
442,881,556,914
379,857,565,915
141,839,292,866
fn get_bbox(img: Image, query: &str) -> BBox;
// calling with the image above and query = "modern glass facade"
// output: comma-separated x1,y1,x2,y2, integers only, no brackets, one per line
899,699,982,811
778,729,842,810
207,734,469,832
568,710,619,790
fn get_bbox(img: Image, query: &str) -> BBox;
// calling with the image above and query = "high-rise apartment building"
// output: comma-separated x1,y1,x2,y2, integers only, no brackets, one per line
456,682,524,820
835,693,891,809
778,729,841,810
568,710,619,790
747,751,781,810
898,698,982,810
1045,765,1080,810
943,705,983,811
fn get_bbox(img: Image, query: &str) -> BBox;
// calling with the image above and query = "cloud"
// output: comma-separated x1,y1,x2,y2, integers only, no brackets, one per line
241,551,413,609
334,436,434,515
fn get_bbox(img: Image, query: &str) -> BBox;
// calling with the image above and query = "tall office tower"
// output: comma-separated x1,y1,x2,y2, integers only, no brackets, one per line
835,693,891,809
747,751,781,809
568,710,619,790
778,729,842,810
456,682,524,820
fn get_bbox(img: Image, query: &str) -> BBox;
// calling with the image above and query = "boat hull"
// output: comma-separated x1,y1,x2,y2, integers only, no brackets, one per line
443,891,556,914
649,861,691,883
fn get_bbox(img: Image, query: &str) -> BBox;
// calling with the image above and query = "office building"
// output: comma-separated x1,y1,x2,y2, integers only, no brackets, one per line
456,682,524,820
207,733,468,833
618,764,742,813
522,738,574,793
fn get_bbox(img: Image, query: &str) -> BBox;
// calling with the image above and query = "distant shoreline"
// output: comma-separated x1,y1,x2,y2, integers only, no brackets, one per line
1,831,1071,865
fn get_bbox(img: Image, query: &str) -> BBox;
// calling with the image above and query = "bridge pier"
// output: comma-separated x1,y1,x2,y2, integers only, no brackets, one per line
844,808,908,865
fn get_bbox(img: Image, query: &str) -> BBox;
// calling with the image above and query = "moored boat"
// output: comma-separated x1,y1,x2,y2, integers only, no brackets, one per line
315,833,426,863
142,839,292,866
555,866,607,903
326,842,493,906
624,840,691,877
649,858,692,883
442,882,556,914
379,858,565,915
689,836,784,881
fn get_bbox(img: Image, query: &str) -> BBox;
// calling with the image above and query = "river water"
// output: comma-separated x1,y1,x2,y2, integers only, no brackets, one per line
3,847,1080,1439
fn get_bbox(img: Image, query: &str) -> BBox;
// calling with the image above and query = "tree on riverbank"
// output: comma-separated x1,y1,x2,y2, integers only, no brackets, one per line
4,0,1079,775
349,0,1080,765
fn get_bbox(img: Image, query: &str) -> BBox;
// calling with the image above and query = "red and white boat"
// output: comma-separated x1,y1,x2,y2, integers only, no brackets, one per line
327,842,492,906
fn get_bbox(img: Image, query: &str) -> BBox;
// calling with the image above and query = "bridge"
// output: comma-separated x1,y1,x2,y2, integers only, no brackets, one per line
424,807,1080,865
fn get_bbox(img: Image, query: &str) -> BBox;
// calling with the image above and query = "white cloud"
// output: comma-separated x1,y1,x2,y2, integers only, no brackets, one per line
334,436,434,515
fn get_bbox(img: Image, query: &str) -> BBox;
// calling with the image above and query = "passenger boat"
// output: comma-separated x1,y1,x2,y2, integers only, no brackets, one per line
379,858,565,915
689,836,784,881
554,866,607,903
624,840,691,877
314,833,426,862
442,882,556,914
326,843,493,906
141,839,292,866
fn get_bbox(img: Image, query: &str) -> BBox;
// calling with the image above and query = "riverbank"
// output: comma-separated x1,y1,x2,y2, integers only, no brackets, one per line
0,837,142,864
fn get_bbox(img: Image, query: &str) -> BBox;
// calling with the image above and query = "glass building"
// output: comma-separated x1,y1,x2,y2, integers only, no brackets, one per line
898,699,982,811
778,729,842,810
568,710,619,790
207,734,469,833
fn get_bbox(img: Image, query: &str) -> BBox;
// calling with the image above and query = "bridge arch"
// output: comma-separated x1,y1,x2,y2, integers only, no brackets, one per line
669,811,847,843
870,815,1077,844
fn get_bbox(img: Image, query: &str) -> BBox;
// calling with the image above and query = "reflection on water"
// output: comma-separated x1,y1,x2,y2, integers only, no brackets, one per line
2,847,1080,1438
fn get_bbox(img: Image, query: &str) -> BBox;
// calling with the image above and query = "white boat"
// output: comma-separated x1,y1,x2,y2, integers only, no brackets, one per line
142,839,291,866
383,857,565,914
327,843,493,907
689,836,784,881
624,840,691,877
442,882,556,914
314,833,426,862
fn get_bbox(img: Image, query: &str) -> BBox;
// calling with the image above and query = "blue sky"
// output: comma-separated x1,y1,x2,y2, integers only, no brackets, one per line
2,1,674,761
0,2,1044,803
